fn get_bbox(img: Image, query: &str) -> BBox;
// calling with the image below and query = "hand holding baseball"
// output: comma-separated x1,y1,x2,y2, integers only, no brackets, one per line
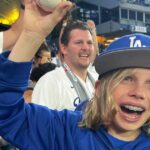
36,0,66,12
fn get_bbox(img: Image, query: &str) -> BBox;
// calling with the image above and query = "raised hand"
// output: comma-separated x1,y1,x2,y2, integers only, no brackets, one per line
9,0,73,62
23,0,73,37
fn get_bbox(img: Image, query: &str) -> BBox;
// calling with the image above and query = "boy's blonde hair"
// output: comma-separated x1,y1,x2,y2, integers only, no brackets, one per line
79,68,150,134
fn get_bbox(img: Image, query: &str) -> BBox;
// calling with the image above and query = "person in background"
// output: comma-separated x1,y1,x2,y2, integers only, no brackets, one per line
33,42,52,68
24,62,56,103
51,19,99,70
0,0,150,148
24,42,52,103
30,63,56,83
32,20,96,110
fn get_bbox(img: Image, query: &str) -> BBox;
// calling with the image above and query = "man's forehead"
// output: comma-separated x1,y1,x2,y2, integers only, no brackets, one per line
69,29,92,38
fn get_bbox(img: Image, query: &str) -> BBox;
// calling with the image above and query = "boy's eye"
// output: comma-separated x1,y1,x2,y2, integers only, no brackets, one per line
123,76,133,82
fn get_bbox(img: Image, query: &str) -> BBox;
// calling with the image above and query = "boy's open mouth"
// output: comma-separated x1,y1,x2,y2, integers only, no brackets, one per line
120,104,145,115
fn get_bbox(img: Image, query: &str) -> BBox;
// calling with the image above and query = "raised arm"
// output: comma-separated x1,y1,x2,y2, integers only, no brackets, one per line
0,1,73,149
9,0,73,62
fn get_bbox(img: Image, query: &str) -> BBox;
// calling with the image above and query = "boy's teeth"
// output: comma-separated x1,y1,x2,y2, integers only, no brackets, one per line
124,105,144,112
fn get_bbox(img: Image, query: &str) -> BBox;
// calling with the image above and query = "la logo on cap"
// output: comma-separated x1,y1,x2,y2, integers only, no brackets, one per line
129,36,146,48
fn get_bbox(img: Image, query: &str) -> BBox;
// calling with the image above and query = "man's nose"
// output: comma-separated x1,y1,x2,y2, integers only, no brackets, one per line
81,43,90,50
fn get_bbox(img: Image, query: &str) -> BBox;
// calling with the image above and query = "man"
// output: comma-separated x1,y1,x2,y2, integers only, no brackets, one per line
32,20,96,110
1,0,150,150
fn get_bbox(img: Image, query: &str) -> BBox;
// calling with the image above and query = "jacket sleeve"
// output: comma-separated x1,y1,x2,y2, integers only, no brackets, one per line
0,52,32,148
0,52,54,149
0,52,80,150
0,51,31,119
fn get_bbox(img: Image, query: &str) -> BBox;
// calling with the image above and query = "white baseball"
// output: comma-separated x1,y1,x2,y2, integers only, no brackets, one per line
36,0,63,12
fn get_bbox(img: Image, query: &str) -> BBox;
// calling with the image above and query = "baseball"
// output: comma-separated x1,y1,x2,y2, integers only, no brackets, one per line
36,0,64,12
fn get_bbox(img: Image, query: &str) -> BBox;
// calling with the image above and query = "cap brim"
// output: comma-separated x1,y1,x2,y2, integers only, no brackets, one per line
95,48,150,76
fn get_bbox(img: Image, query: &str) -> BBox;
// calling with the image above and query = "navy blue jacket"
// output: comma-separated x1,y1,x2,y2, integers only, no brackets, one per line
0,52,150,150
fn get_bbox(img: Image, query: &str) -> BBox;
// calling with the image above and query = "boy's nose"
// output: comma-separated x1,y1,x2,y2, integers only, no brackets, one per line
129,84,145,100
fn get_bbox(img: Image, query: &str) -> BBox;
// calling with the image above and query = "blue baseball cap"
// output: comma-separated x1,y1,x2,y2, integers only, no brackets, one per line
95,33,150,76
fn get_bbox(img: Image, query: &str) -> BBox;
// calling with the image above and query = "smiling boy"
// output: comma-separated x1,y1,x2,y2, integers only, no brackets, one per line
0,0,150,150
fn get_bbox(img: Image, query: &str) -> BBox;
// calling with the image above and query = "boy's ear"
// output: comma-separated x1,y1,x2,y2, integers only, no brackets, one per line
95,80,100,96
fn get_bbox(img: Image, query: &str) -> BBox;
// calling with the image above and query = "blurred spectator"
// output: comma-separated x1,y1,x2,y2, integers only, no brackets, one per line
32,20,96,110
30,63,56,83
33,42,52,68
24,62,56,103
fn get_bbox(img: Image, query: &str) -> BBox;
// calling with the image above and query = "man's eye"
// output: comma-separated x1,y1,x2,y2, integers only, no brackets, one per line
87,41,93,45
76,41,82,44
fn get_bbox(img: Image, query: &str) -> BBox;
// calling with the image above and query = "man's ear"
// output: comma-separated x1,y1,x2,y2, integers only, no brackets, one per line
95,80,100,97
59,43,67,55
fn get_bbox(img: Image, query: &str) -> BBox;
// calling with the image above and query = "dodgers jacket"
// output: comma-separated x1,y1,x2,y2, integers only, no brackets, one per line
0,52,150,150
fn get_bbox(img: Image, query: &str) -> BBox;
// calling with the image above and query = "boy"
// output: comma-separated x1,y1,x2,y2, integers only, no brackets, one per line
0,0,150,149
